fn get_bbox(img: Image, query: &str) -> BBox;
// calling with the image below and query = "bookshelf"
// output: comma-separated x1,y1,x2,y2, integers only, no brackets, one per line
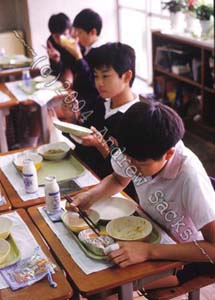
152,31,215,141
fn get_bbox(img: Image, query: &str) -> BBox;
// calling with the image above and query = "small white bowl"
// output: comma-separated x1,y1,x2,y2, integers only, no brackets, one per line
37,142,70,160
0,238,11,264
61,210,100,233
13,152,43,171
0,217,13,239
106,216,153,241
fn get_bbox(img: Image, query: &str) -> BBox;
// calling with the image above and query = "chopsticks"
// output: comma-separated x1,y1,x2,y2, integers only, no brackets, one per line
64,195,100,236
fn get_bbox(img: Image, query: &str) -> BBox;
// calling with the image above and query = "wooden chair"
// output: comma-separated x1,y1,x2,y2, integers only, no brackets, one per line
143,266,215,300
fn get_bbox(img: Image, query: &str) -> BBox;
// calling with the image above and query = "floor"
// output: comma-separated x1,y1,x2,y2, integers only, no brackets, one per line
183,131,215,178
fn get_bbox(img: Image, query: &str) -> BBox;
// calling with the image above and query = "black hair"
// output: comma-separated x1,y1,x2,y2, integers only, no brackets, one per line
73,9,102,35
48,13,71,34
117,101,185,161
89,42,136,87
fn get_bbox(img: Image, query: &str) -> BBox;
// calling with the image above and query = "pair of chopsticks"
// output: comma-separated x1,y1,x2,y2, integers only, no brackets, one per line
64,195,100,236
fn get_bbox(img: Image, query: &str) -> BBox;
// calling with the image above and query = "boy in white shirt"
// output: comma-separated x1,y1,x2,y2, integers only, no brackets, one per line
67,101,215,288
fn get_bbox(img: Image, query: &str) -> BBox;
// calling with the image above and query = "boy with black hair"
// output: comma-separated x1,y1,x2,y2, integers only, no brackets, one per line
72,43,138,199
47,13,76,82
68,101,215,288
60,9,103,106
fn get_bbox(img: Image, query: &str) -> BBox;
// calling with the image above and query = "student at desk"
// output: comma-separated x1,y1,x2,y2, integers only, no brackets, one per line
47,13,77,83
69,42,139,200
60,8,103,111
67,101,215,289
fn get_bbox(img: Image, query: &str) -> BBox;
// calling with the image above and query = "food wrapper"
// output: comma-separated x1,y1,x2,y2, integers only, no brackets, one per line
0,247,54,290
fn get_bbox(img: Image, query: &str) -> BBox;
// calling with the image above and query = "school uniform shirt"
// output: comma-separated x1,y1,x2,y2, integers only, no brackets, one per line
75,96,139,178
72,39,103,112
111,140,215,242
47,35,78,77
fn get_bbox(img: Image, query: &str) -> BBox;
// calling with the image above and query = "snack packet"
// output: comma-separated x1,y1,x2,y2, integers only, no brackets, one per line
0,247,54,290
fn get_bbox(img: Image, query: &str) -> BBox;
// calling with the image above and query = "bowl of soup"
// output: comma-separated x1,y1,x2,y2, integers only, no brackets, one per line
37,142,70,160
106,216,153,241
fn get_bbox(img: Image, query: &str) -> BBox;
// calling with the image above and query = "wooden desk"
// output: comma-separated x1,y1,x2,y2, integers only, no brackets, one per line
0,67,39,81
0,147,98,209
0,148,44,209
0,82,67,152
28,204,183,300
0,181,12,212
0,209,73,300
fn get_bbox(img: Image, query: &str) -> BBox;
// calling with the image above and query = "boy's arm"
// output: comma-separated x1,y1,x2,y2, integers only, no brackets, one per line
109,221,215,267
80,126,110,158
66,172,131,211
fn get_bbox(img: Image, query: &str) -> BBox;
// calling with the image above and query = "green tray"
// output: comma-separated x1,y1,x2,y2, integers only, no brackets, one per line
70,231,108,260
147,227,161,244
62,221,161,261
0,234,21,269
37,155,85,186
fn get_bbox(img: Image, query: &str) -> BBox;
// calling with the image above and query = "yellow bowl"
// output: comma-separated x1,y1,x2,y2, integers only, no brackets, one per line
0,238,11,264
106,216,153,242
13,152,43,171
0,217,13,239
61,210,100,233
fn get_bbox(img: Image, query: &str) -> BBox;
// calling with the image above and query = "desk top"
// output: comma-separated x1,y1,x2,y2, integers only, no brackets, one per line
0,181,12,212
0,209,73,300
28,203,183,298
0,67,39,80
0,148,45,209
0,148,98,209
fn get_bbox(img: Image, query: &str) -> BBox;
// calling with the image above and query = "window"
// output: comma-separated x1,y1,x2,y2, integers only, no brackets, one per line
117,0,171,85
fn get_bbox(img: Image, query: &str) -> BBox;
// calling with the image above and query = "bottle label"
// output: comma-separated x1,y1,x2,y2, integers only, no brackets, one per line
23,174,38,193
46,191,61,213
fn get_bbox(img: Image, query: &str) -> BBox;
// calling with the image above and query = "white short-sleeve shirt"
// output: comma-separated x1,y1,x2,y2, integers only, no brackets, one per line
111,141,215,242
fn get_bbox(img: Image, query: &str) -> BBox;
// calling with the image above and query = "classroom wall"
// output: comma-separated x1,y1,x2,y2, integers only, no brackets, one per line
0,0,17,32
26,0,118,59
0,0,118,60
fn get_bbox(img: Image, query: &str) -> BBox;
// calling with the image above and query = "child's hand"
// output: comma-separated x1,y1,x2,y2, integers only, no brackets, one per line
47,41,61,63
108,242,151,268
81,126,110,158
61,39,83,60
65,191,94,212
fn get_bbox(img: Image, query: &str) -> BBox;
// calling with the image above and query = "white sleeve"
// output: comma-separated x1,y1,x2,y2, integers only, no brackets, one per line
182,172,215,230
111,150,131,178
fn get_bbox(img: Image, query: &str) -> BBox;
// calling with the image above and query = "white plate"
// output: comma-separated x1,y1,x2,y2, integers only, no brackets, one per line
53,119,92,137
33,75,56,83
35,80,62,90
91,197,137,221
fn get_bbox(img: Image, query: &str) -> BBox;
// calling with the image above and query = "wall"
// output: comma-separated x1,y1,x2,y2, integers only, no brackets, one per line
26,0,118,59
0,0,118,59
0,0,17,32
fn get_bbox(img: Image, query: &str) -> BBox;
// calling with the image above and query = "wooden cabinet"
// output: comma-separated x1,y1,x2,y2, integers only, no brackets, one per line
152,31,215,140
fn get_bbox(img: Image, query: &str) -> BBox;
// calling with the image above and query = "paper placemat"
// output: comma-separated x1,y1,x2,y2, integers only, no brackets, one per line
0,152,99,202
0,211,44,289
5,81,66,107
0,196,6,206
38,200,175,275
0,91,11,103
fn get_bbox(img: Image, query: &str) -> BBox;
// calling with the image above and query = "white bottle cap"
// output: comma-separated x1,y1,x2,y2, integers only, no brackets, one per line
103,243,120,255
